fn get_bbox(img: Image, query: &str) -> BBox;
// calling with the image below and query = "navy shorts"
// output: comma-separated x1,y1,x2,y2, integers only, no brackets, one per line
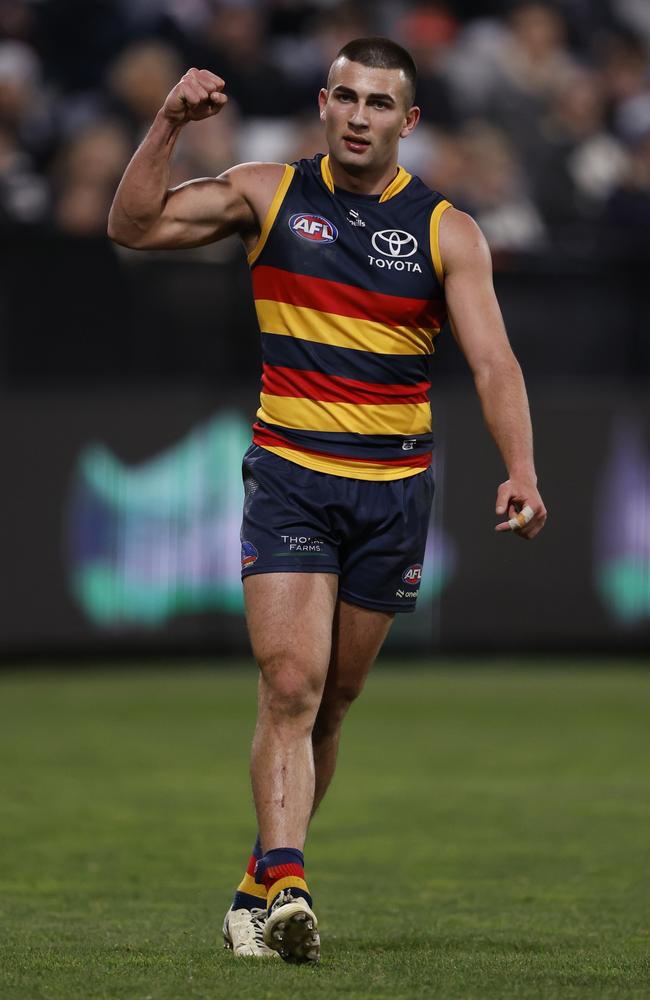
239,444,434,614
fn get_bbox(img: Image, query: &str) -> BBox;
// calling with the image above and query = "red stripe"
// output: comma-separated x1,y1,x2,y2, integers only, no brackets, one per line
263,863,305,890
262,364,430,405
253,265,444,329
252,423,432,469
246,854,257,877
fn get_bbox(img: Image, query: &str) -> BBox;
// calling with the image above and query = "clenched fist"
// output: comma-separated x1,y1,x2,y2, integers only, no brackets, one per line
162,68,227,125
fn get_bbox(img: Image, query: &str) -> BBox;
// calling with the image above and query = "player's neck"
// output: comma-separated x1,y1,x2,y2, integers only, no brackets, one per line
327,154,400,197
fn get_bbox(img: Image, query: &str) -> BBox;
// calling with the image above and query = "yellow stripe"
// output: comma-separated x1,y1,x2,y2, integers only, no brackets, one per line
267,876,309,907
379,165,412,202
255,299,435,356
248,164,295,266
258,394,431,437
260,443,428,481
320,154,335,193
429,199,452,285
237,872,267,900
320,155,411,201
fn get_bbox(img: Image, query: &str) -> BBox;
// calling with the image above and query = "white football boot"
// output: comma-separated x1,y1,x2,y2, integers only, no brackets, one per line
263,891,320,964
222,906,279,958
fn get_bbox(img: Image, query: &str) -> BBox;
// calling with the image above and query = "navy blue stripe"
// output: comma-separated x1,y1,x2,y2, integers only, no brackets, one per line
256,418,433,460
260,332,432,386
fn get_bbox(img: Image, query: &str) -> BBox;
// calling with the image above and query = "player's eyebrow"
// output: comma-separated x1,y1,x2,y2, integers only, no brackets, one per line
332,85,396,106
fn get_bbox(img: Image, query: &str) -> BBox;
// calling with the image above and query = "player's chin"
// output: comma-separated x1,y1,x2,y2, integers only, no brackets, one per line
338,144,374,171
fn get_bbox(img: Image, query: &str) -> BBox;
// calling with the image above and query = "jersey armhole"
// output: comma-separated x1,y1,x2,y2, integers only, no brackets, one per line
247,163,295,267
429,199,452,285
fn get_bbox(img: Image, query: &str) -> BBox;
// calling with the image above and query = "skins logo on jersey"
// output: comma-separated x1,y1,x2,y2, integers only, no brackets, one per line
289,213,338,244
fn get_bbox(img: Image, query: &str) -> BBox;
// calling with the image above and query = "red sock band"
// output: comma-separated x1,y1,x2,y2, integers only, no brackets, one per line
262,862,305,892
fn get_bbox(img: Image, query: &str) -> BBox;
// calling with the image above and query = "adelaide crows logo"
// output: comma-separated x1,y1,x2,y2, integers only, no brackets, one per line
289,213,338,243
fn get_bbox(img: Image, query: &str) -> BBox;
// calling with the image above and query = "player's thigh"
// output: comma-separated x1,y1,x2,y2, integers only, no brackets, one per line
244,572,339,693
323,598,394,703
339,468,434,615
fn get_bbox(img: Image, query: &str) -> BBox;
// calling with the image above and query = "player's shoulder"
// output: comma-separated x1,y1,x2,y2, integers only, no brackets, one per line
438,206,492,274
220,160,289,196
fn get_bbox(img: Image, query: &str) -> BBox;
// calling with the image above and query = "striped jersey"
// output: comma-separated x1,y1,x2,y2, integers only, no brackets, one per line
248,152,451,480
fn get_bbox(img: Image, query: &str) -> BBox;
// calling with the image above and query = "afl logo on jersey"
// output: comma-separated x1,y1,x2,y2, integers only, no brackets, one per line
289,213,338,244
371,229,418,258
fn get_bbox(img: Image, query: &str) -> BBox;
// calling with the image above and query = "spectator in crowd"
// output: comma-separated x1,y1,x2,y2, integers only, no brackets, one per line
599,29,650,144
608,128,650,250
532,66,628,230
185,1,296,118
0,122,49,225
50,119,131,236
0,40,57,167
454,121,547,254
106,40,183,144
394,3,459,130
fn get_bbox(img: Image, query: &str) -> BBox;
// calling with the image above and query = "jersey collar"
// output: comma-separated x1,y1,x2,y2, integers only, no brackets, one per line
320,154,412,203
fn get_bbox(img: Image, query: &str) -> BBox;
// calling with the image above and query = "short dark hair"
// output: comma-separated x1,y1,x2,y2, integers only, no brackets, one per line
329,37,417,107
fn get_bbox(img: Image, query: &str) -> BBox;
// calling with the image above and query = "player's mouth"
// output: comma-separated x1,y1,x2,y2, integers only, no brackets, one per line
342,134,371,154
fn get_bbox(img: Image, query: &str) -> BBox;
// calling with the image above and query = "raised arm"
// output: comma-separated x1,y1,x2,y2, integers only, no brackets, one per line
107,68,282,250
439,208,547,540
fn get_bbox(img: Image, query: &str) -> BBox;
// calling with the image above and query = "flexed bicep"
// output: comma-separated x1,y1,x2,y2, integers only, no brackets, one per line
141,169,255,249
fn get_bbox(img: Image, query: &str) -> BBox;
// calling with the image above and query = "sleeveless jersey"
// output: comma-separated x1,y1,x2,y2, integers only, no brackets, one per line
248,153,451,480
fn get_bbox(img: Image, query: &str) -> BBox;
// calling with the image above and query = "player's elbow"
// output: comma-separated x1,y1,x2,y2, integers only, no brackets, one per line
107,218,149,249
107,203,157,248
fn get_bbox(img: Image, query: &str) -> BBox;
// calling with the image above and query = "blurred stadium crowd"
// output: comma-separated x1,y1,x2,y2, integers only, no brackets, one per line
1,0,650,256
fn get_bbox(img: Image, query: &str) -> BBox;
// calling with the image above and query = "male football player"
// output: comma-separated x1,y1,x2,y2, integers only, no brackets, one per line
108,37,547,964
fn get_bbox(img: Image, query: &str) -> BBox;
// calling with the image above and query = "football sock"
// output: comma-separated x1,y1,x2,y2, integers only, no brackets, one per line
231,834,266,910
256,847,312,910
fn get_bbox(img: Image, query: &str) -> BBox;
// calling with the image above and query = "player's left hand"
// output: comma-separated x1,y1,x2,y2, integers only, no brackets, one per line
494,479,547,540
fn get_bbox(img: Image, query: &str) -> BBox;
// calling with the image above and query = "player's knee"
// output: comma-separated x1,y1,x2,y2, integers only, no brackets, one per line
260,653,322,720
318,679,364,730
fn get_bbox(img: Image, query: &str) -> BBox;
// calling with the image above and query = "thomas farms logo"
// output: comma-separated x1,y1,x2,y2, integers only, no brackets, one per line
402,564,423,586
289,213,338,243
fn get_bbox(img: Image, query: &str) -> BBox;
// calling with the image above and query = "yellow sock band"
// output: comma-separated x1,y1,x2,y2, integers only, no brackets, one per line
267,875,309,908
237,872,267,901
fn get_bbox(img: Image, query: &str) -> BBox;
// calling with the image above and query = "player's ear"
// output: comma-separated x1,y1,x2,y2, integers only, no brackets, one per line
318,88,328,121
400,105,420,139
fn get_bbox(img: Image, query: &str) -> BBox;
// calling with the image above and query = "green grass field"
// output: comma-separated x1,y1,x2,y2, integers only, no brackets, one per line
1,662,649,999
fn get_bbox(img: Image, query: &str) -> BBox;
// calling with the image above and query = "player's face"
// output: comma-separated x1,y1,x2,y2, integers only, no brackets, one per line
318,58,419,175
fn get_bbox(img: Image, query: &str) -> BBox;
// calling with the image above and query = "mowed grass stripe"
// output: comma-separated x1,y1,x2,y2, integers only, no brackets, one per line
0,663,649,999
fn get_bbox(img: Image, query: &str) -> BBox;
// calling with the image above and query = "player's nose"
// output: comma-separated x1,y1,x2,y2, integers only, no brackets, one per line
348,106,369,128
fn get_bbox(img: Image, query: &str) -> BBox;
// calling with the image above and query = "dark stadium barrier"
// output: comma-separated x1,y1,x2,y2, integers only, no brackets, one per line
1,384,648,655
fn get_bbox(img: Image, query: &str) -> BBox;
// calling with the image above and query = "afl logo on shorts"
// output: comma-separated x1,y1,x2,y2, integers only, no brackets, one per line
402,564,423,586
289,213,338,244
241,540,259,568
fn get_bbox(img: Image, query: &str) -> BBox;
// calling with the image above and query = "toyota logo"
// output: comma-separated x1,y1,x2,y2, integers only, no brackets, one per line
371,229,418,258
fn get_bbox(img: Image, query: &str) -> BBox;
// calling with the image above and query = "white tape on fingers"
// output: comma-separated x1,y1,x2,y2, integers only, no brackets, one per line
508,504,534,531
